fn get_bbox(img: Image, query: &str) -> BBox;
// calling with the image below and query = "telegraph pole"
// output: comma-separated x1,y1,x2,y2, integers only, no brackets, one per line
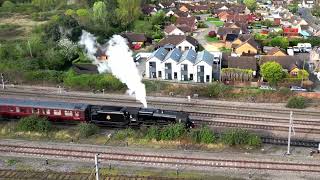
287,111,295,155
95,154,100,180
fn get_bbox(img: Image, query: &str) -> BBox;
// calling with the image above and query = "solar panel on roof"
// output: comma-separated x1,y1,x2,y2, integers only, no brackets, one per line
0,98,89,110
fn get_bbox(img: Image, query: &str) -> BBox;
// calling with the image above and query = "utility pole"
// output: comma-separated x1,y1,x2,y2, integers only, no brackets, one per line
1,73,4,89
287,111,295,155
95,154,100,180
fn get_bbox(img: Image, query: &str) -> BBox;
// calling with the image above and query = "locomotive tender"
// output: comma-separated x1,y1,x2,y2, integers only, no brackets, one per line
0,98,193,128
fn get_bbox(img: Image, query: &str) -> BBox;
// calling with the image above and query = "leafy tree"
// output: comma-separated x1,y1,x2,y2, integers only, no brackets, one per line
243,0,257,12
65,9,75,16
150,10,165,26
297,69,309,79
92,1,108,28
261,19,273,27
270,36,289,49
116,0,141,28
1,1,15,12
260,61,284,85
288,3,298,14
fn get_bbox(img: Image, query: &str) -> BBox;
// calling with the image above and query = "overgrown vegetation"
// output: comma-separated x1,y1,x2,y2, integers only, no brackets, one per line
16,115,52,133
77,123,99,138
286,96,308,109
113,124,261,148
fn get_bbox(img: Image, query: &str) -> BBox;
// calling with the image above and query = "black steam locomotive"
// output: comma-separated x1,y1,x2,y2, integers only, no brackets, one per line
0,98,194,128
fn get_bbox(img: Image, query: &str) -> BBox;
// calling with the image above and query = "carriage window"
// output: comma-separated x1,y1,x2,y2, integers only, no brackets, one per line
46,109,51,115
64,110,73,116
53,110,61,115
33,108,40,114
16,107,20,112
20,108,26,113
75,111,80,117
9,107,15,112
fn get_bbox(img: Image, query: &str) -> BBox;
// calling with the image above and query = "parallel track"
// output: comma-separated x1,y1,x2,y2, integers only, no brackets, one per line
1,144,320,173
1,90,319,118
1,90,320,135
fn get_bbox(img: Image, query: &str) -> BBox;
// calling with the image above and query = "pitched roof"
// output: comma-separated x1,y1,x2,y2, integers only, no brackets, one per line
163,48,182,62
164,24,179,34
260,56,299,71
122,32,147,43
195,50,214,66
227,56,257,71
148,47,168,61
174,10,190,17
267,47,285,55
157,35,199,47
73,64,98,74
217,27,241,36
176,16,196,28
179,49,197,64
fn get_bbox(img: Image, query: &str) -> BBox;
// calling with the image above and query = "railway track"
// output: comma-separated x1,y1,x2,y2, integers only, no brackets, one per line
1,144,320,173
1,89,319,119
1,89,320,136
0,169,178,180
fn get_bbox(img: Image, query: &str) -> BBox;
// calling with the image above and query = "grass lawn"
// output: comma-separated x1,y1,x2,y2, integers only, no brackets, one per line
206,17,220,21
210,21,224,27
205,35,219,42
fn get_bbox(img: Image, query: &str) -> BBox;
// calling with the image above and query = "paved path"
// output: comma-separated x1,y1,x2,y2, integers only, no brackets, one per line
194,22,224,52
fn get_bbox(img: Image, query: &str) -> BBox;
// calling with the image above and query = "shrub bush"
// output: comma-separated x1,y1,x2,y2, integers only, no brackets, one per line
16,115,51,133
220,129,261,147
190,126,216,144
77,123,99,138
113,128,136,141
145,126,160,140
286,96,307,109
160,123,186,141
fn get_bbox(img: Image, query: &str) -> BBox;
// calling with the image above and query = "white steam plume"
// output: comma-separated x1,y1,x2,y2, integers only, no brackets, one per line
79,30,147,107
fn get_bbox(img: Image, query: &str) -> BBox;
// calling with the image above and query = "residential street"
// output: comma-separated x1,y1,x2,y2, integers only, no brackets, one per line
194,22,224,52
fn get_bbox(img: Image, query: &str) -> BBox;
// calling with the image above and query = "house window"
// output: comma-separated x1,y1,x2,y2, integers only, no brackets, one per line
149,62,154,68
190,74,193,80
178,46,182,50
185,47,189,50
181,64,187,71
53,110,61,115
165,63,171,70
158,71,162,78
174,72,177,79
181,75,184,81
152,72,156,78
206,75,210,82
64,110,73,116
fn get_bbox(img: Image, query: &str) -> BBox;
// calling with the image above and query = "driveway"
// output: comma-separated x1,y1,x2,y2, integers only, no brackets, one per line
194,22,224,51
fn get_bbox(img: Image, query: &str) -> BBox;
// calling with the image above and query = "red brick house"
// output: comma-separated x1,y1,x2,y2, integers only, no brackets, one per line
283,27,299,37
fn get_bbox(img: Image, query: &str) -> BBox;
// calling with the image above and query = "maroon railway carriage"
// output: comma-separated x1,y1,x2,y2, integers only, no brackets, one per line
0,98,89,122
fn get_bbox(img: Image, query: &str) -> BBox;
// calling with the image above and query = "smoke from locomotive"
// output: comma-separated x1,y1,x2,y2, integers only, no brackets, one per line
79,31,147,107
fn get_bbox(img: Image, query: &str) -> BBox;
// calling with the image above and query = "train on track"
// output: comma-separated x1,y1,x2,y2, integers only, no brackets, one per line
0,98,194,128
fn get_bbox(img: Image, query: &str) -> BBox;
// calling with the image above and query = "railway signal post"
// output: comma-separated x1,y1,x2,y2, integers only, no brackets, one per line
287,111,295,155
95,154,100,180
1,73,4,89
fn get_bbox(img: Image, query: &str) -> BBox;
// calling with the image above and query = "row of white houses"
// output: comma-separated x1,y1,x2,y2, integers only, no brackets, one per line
145,47,221,83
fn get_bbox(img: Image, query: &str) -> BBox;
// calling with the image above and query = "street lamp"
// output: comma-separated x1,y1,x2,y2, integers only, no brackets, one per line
287,111,295,155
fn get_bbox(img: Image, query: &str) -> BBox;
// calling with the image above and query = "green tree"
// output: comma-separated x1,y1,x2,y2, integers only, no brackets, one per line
32,0,55,11
243,0,257,12
1,1,15,12
92,1,108,28
297,69,309,79
261,19,273,27
270,36,289,49
260,61,284,85
116,0,141,28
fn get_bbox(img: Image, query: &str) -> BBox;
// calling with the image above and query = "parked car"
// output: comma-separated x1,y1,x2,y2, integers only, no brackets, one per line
259,85,275,90
290,86,307,92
